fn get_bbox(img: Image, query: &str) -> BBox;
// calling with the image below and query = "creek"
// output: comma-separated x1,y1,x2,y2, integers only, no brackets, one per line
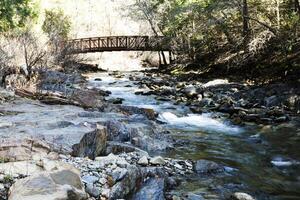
87,72,300,200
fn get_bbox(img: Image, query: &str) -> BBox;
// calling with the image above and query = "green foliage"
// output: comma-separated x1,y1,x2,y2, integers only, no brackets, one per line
3,174,14,183
42,8,71,40
0,0,38,32
134,0,300,56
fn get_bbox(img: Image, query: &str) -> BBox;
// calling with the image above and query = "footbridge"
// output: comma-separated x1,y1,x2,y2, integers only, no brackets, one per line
65,36,172,54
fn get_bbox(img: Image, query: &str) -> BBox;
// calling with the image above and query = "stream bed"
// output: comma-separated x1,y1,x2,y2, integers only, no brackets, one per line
87,72,300,200
0,71,299,200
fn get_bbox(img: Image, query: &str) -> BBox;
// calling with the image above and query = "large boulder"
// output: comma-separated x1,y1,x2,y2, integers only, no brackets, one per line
70,89,106,108
8,167,87,200
105,120,130,142
132,178,165,200
72,125,107,159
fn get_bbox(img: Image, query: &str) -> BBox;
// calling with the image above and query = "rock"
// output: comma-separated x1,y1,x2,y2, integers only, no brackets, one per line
0,183,6,200
99,178,107,185
106,142,138,154
70,89,106,108
105,120,130,142
0,159,70,177
94,78,102,81
130,125,173,152
132,178,165,200
274,116,289,123
232,192,255,200
8,167,87,200
150,156,166,165
185,193,205,200
109,165,142,199
85,183,101,197
138,156,149,166
194,160,224,174
117,106,158,120
101,188,110,198
183,85,198,98
81,175,99,184
95,153,129,167
72,125,107,159
111,168,128,182
265,95,281,107
107,98,124,104
0,138,50,162
199,98,214,107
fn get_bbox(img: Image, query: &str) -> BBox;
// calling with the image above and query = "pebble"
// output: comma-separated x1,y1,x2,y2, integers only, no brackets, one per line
99,178,107,185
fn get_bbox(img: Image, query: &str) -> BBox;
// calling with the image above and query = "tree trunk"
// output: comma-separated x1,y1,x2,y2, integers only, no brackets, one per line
276,0,281,29
242,0,250,50
138,0,168,67
242,0,249,37
295,0,300,16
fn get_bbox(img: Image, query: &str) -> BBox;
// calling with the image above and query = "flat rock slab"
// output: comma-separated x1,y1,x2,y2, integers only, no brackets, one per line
8,166,87,200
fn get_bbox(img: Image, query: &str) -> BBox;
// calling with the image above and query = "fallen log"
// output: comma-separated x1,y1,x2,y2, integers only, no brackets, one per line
15,88,106,109
15,88,79,106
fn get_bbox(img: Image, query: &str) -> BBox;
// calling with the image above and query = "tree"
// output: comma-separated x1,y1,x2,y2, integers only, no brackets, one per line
0,0,38,32
42,9,71,42
42,8,71,56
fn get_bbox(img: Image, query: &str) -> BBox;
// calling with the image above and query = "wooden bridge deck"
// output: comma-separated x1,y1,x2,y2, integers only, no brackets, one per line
65,36,172,54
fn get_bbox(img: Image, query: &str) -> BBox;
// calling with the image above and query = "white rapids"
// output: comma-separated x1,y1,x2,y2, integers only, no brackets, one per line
158,112,242,134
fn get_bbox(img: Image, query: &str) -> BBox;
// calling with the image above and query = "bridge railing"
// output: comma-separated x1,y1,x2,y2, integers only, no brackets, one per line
64,36,172,54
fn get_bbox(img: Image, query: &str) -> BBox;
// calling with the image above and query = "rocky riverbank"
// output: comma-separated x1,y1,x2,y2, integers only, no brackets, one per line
0,66,298,200
127,71,300,126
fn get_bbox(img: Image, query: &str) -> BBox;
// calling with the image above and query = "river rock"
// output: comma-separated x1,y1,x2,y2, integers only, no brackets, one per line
8,167,87,200
265,95,280,107
138,156,149,166
105,120,130,142
150,156,166,165
109,165,142,199
232,192,255,200
85,183,101,197
81,175,99,184
70,89,106,108
107,98,124,104
111,168,128,182
72,125,107,159
117,106,158,120
132,178,165,200
183,85,198,98
194,160,224,174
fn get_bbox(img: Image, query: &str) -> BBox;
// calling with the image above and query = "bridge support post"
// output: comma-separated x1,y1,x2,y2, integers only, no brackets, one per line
158,51,162,67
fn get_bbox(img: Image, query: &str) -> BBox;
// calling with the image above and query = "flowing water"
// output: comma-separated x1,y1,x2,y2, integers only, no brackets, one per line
87,72,300,200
